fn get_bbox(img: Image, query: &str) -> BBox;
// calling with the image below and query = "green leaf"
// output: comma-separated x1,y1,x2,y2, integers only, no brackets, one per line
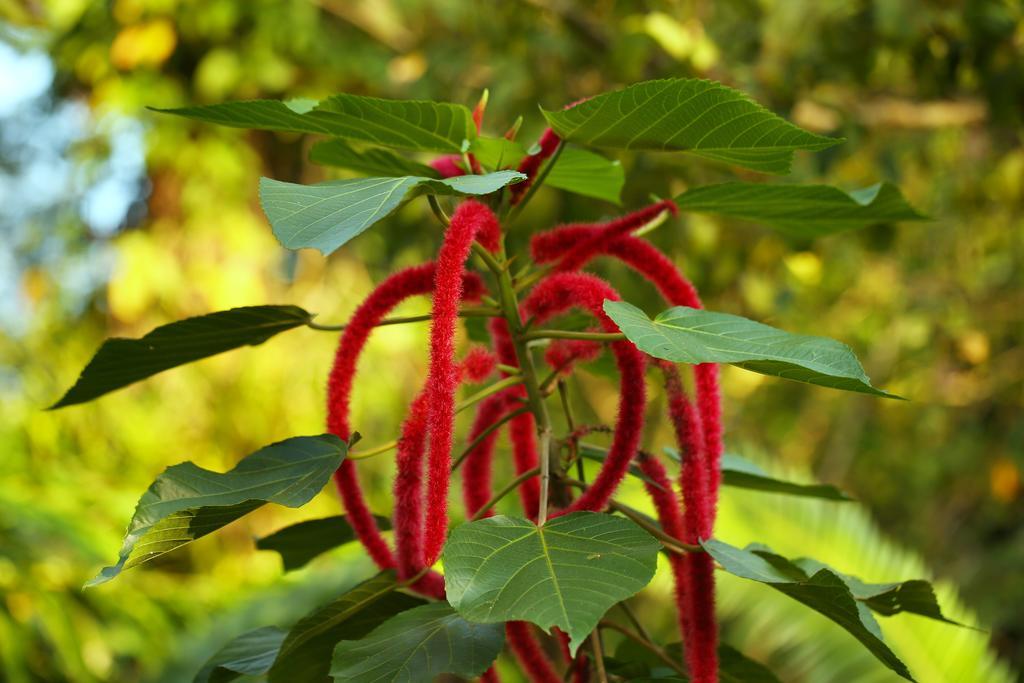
88,435,345,586
703,539,915,680
308,139,440,178
604,301,897,398
268,572,423,683
471,138,624,203
256,515,392,571
51,305,312,408
541,79,840,174
608,640,780,682
675,182,927,237
156,95,476,153
443,512,660,654
329,602,505,682
194,626,287,683
664,450,853,501
259,171,525,255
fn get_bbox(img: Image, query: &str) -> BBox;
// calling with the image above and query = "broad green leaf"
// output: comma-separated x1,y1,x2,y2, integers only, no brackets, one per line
541,79,840,174
471,137,625,204
329,602,504,682
308,139,439,178
194,626,287,683
259,171,525,255
664,450,852,501
675,182,927,237
51,305,312,408
88,435,345,586
156,95,475,153
604,301,896,398
256,515,392,571
443,512,660,654
268,572,423,683
703,539,914,680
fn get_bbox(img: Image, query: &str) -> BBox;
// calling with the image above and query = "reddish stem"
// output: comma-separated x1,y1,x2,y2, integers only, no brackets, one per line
510,128,561,204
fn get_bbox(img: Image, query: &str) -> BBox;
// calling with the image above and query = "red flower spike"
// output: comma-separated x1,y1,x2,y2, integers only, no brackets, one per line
325,263,485,572
683,552,719,683
481,667,501,683
544,336,603,376
422,201,501,566
461,345,498,384
659,361,712,541
506,622,562,683
489,317,542,518
431,155,466,179
461,392,512,518
510,127,561,204
393,388,430,581
522,272,646,513
554,199,678,273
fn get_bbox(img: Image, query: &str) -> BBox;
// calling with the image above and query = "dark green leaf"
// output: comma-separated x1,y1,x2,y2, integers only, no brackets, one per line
703,539,914,680
87,435,345,586
604,301,897,398
675,182,927,237
308,139,439,178
256,515,392,571
259,172,525,255
545,146,624,204
194,626,287,683
268,572,423,683
329,602,504,682
609,640,779,682
443,512,660,653
541,79,840,174
718,644,782,683
51,305,312,408
664,450,853,501
156,95,476,153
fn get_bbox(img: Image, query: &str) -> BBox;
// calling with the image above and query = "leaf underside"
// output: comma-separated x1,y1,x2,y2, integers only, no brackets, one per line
194,626,287,683
604,300,896,398
256,514,393,571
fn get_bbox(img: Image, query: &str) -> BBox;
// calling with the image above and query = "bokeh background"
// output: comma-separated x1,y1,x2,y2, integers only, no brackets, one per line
1,1,1022,681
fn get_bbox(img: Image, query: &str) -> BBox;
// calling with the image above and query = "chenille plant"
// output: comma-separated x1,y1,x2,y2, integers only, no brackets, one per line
54,80,954,682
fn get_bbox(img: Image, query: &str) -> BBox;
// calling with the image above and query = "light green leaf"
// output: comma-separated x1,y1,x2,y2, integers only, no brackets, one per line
308,139,440,178
541,79,840,174
443,512,660,654
256,515,392,572
156,95,475,153
259,171,524,255
664,450,853,501
330,602,504,682
268,572,423,683
604,301,897,398
675,182,927,236
703,539,914,680
51,305,312,408
194,626,287,683
88,435,345,586
470,136,525,169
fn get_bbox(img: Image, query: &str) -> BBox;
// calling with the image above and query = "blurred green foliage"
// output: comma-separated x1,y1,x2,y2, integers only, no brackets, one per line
0,0,1021,681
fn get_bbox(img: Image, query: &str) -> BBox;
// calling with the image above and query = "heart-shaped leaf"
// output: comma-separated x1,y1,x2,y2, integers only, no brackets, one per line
330,602,505,682
675,182,927,237
703,538,916,680
88,434,345,586
156,95,476,153
541,79,841,174
259,171,525,255
309,139,440,178
256,515,392,571
268,572,423,683
51,305,313,408
664,450,853,501
604,301,897,398
443,512,660,654
194,626,287,683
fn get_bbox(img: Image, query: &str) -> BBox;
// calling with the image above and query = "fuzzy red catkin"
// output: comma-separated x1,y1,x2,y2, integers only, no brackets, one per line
422,200,501,566
544,336,603,376
659,361,711,540
393,388,430,581
461,345,498,384
506,622,562,683
480,667,501,683
509,127,561,204
461,392,511,518
522,272,646,513
554,199,678,273
488,317,541,518
325,263,484,571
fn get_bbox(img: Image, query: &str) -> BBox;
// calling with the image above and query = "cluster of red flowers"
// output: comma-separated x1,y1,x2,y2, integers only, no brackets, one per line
324,121,724,682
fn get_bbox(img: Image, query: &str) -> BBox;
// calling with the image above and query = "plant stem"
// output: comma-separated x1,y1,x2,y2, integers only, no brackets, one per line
306,307,500,332
470,466,541,521
520,330,625,342
599,621,687,677
557,380,586,484
427,194,451,226
450,406,529,471
508,140,565,223
616,601,654,645
591,629,609,683
608,500,700,554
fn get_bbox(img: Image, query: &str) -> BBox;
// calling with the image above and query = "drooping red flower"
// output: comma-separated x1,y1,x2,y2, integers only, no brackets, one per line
544,336,603,376
554,200,678,273
422,200,501,565
505,621,561,683
393,388,430,582
431,155,466,178
522,272,646,514
461,392,511,518
461,345,498,384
